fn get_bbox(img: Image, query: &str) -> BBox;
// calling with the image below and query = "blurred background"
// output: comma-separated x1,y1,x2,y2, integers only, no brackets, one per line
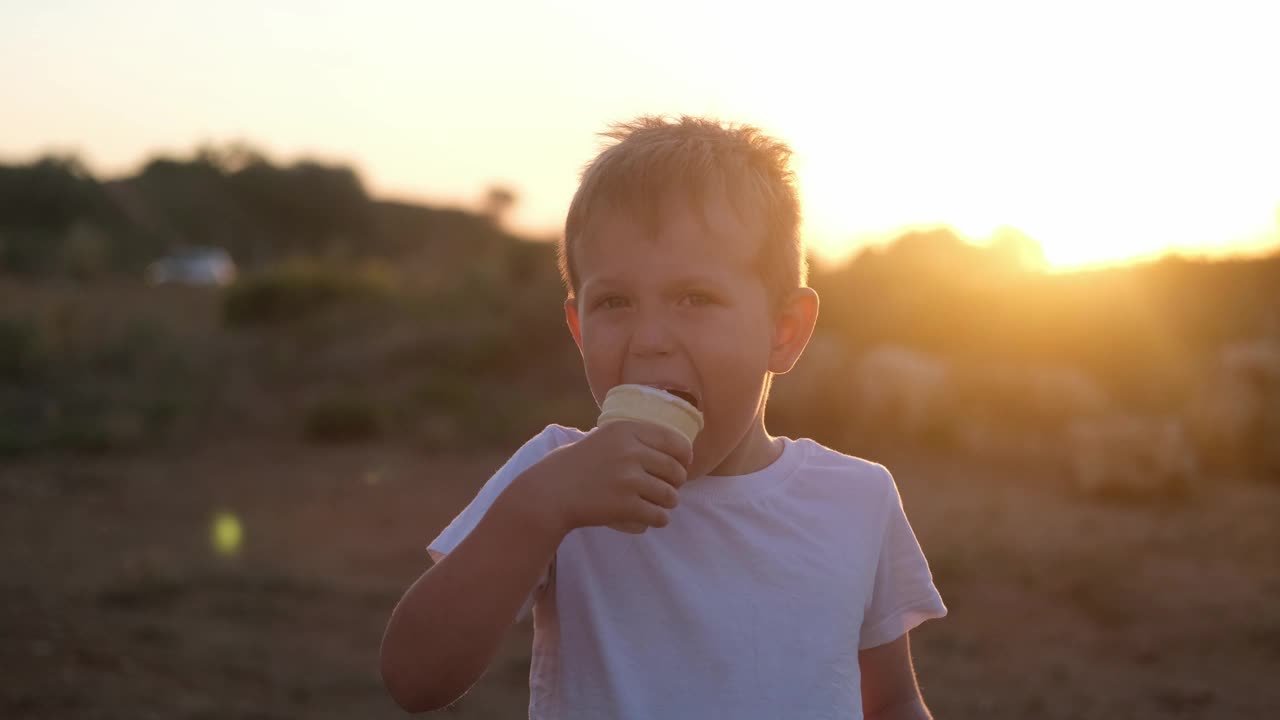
2,1,1278,718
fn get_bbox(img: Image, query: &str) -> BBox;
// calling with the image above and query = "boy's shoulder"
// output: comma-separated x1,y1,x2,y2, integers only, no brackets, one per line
780,437,900,512
790,436,893,485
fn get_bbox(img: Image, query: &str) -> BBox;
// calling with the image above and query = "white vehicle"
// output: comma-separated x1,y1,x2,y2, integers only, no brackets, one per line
146,246,237,286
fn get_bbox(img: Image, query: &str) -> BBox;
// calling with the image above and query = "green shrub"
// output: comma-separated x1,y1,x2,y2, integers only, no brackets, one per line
89,324,152,375
0,396,171,457
410,374,473,411
51,419,120,454
0,316,42,381
223,259,396,327
303,396,382,444
52,410,148,454
0,417,41,456
141,397,181,433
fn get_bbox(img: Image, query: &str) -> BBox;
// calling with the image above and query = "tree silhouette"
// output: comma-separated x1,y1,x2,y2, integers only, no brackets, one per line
481,185,517,226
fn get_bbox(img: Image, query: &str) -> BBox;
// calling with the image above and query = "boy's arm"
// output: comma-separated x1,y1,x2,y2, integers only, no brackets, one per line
859,633,934,720
379,422,689,713
380,476,564,712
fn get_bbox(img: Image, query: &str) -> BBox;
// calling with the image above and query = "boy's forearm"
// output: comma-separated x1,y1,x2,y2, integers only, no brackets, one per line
379,477,564,712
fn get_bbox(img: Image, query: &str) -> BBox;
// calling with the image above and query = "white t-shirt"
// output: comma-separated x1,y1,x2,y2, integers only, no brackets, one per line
429,424,947,720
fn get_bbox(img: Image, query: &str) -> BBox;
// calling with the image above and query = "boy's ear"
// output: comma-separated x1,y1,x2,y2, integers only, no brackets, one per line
768,287,819,374
564,297,585,355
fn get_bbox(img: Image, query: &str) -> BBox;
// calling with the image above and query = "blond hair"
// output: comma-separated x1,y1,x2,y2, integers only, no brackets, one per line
560,115,805,304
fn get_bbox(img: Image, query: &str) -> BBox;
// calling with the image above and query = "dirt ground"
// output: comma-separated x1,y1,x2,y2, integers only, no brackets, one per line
2,439,1278,719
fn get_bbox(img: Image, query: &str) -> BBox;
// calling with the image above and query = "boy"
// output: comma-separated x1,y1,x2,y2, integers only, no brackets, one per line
381,116,947,718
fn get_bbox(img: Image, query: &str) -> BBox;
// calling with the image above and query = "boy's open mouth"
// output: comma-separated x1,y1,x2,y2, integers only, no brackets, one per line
666,389,698,409
647,386,698,410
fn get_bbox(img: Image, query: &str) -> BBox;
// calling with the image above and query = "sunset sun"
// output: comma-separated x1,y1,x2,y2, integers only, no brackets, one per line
787,112,1278,272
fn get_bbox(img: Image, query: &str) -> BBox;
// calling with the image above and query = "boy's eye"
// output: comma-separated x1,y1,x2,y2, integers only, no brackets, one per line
597,296,629,310
680,292,714,307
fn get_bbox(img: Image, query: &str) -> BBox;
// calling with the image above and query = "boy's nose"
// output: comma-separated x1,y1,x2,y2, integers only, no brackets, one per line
628,309,675,357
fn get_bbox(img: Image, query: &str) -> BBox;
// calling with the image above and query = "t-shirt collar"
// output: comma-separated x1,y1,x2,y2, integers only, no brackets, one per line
680,436,805,503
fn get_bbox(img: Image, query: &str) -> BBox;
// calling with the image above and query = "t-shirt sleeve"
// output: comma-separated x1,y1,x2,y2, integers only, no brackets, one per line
858,466,948,650
427,424,572,622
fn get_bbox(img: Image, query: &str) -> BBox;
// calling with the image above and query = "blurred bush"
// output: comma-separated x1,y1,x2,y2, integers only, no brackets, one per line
0,288,206,457
223,259,397,327
303,395,383,444
0,315,43,380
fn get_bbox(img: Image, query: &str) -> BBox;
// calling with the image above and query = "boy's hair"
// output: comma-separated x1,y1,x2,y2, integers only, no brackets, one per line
560,115,806,305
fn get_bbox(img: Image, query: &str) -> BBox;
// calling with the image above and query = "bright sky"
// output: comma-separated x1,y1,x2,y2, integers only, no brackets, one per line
3,0,1278,269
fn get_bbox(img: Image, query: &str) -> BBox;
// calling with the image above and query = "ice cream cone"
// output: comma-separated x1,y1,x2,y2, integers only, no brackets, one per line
597,384,703,533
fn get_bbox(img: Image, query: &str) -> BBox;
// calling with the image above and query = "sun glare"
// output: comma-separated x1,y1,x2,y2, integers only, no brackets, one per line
748,2,1280,273
211,511,244,558
792,131,1279,272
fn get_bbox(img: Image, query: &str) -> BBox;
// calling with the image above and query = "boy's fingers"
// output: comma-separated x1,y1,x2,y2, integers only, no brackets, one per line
630,498,670,528
638,476,680,510
632,423,694,468
610,521,648,534
640,448,687,488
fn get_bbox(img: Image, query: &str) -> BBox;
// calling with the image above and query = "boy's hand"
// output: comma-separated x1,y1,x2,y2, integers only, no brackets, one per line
514,421,691,535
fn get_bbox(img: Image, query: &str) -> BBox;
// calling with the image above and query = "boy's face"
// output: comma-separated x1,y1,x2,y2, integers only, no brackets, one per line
565,193,813,479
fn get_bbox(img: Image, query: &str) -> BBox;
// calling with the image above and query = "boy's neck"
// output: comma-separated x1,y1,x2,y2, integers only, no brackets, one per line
706,416,783,477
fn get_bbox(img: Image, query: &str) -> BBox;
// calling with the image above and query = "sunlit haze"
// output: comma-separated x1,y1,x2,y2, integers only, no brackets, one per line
4,0,1277,269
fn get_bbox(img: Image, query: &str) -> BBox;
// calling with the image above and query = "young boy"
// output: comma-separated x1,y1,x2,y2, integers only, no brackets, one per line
380,116,947,718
